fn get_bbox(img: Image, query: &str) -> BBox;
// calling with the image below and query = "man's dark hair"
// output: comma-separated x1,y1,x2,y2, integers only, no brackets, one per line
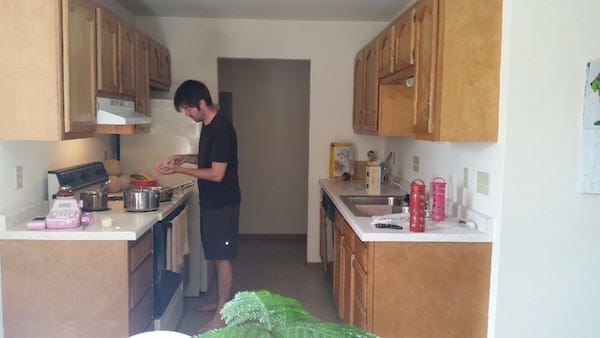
173,80,213,111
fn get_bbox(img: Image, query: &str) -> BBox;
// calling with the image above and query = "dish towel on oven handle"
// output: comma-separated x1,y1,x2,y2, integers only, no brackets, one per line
167,205,189,273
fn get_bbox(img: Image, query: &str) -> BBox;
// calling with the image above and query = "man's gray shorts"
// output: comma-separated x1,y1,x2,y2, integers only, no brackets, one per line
200,204,240,260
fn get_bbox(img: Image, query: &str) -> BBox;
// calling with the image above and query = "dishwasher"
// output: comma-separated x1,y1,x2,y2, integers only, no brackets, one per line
321,191,336,275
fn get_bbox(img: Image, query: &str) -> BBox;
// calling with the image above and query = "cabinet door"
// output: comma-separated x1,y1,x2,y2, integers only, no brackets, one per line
148,39,171,90
363,42,379,133
63,0,97,137
159,46,171,87
352,256,368,330
341,236,354,324
119,20,136,97
96,6,119,95
393,8,415,72
135,32,150,116
377,25,394,78
413,0,438,136
352,50,365,131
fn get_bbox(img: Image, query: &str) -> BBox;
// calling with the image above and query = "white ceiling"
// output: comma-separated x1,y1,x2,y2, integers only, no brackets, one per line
117,0,412,21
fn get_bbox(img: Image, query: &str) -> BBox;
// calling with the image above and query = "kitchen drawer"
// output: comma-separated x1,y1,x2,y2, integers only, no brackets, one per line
334,210,345,232
341,221,355,252
130,255,153,309
129,287,153,335
130,231,152,271
352,256,368,309
353,237,369,271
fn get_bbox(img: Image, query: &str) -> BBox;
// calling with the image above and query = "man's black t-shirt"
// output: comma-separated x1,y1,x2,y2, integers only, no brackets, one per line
197,113,241,209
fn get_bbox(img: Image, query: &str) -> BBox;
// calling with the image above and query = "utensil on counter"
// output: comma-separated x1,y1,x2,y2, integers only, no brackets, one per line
124,187,160,212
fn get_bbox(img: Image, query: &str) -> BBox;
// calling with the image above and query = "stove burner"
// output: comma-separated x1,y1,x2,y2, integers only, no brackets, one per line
108,196,123,201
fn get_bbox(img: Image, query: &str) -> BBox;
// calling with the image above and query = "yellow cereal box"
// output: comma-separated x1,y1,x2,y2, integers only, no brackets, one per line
329,142,354,178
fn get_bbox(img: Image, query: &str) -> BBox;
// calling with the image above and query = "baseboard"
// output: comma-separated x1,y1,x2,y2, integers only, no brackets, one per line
239,233,307,241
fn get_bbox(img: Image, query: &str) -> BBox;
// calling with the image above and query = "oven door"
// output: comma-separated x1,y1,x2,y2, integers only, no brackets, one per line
153,203,186,316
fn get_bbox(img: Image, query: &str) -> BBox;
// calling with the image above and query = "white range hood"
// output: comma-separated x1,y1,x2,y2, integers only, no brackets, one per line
96,97,152,125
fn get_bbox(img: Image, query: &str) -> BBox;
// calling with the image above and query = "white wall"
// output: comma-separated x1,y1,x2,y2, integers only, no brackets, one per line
0,138,114,214
494,0,600,336
135,16,387,260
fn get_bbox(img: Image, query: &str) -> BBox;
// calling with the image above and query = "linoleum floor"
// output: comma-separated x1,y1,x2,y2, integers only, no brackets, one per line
176,237,338,335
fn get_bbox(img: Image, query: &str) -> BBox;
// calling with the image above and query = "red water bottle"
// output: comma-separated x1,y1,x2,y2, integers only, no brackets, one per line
409,179,426,232
430,177,446,222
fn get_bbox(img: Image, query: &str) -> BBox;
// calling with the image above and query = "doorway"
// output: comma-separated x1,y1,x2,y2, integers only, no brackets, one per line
218,58,310,235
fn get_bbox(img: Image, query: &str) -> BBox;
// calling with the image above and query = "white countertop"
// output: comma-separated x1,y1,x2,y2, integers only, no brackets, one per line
0,190,193,241
319,179,494,243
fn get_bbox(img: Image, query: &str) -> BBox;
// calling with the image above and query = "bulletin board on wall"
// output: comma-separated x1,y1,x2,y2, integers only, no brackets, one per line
578,60,600,193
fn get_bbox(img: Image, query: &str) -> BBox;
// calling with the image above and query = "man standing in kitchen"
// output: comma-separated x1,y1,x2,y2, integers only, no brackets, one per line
156,79,241,334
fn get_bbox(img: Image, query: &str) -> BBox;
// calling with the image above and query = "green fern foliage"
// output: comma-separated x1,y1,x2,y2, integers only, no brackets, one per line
194,290,378,338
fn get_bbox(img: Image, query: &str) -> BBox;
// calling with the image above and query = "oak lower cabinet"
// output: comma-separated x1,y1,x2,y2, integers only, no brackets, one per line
0,0,97,141
334,213,492,338
0,231,154,337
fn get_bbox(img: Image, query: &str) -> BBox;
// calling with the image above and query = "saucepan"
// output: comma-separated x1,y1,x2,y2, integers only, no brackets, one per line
124,187,160,212
79,182,109,211
155,180,196,202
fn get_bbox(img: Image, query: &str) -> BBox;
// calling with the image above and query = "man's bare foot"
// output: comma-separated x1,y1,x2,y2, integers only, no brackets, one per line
196,315,226,334
195,301,218,312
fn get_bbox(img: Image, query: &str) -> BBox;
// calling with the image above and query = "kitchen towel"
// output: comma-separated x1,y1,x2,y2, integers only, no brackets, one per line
169,205,189,273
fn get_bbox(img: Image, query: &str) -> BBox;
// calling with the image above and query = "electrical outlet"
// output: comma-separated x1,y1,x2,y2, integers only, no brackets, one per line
413,156,420,172
463,167,469,188
477,171,490,195
16,166,23,189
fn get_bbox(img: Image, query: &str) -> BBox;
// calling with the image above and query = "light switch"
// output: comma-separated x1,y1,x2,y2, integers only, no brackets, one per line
477,171,490,195
16,165,23,189
413,156,420,172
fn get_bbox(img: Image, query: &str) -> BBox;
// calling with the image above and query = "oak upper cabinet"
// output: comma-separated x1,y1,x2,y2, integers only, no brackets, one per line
413,0,438,139
135,32,151,117
393,7,416,72
377,25,394,78
149,38,171,90
0,0,97,141
351,41,378,135
96,5,136,98
354,38,414,137
413,0,502,141
352,48,366,131
362,42,379,133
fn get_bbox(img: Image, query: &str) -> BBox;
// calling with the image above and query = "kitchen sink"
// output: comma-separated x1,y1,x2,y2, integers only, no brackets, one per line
340,195,408,217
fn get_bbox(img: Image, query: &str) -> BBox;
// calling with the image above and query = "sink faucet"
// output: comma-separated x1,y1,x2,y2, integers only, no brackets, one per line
380,152,393,183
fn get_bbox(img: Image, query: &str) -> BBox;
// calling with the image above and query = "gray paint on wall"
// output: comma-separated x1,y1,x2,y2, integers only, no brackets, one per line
218,58,310,234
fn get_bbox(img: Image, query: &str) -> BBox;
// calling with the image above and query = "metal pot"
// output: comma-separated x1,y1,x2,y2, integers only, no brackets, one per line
80,189,108,211
124,187,160,212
